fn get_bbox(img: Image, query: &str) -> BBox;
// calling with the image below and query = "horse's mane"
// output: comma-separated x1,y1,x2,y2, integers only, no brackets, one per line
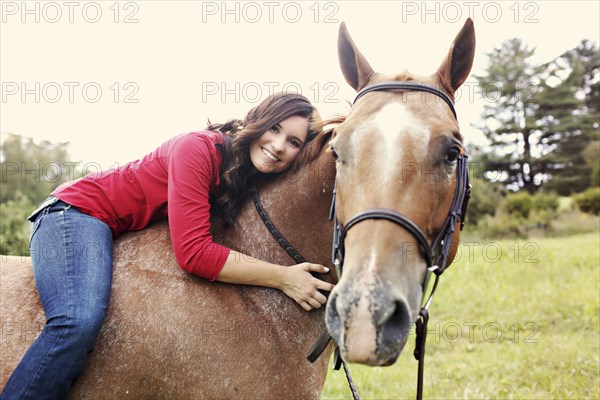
291,114,346,170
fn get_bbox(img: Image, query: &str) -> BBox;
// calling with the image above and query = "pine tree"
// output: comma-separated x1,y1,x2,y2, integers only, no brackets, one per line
475,39,599,194
475,38,544,193
534,40,600,194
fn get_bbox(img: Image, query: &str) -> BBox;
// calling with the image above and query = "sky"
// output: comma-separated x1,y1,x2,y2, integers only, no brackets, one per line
1,0,599,170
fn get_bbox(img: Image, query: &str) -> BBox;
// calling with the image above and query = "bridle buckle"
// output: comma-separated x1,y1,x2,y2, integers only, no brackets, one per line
427,265,440,274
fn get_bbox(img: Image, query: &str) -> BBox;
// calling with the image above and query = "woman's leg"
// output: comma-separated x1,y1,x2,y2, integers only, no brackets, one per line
1,201,113,400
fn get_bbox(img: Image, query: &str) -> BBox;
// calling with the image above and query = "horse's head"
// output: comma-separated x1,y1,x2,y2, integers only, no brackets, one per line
325,19,475,366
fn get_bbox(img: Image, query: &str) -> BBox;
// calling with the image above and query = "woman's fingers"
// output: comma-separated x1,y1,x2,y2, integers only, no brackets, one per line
303,283,329,310
313,291,328,305
304,263,330,274
300,289,331,310
307,297,323,309
282,262,337,311
315,279,335,292
302,263,335,291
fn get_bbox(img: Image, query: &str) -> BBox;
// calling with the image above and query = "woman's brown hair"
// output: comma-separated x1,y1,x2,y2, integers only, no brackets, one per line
207,92,321,225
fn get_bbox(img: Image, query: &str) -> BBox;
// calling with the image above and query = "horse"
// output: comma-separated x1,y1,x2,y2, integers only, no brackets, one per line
0,131,337,399
325,19,475,367
1,19,475,398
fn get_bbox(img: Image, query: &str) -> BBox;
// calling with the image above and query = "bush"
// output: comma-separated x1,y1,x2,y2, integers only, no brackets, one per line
532,191,559,212
574,187,600,215
501,191,559,219
0,191,35,256
550,209,600,236
470,190,563,239
477,211,527,239
464,177,504,225
591,166,600,187
502,192,534,218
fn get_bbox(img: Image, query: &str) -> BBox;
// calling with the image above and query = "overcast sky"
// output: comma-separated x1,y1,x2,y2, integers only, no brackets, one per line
1,1,599,169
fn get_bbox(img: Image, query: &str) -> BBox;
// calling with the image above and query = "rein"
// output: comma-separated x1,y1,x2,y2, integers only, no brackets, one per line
253,81,471,400
251,192,360,399
252,192,306,266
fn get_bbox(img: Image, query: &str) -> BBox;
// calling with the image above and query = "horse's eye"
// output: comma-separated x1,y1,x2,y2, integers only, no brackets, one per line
445,146,461,163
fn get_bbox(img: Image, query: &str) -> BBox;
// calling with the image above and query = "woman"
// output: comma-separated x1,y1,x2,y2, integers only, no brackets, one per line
1,92,334,399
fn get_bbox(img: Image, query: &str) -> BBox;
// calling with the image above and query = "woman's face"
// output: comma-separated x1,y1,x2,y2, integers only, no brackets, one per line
249,115,310,173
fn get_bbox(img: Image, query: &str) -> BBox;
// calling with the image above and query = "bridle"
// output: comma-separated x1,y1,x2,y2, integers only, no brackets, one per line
332,82,471,292
330,81,471,400
253,81,471,400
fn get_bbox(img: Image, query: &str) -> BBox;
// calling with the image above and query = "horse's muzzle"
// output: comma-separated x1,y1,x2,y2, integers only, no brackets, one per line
325,277,414,366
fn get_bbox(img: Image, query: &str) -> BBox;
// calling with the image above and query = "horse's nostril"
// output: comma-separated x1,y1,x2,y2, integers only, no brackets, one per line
380,299,412,347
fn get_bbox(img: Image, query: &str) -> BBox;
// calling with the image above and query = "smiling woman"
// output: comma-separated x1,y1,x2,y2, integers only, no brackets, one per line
0,91,335,400
249,115,310,173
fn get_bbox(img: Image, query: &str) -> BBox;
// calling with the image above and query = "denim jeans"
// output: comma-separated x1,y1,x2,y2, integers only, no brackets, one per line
1,199,113,400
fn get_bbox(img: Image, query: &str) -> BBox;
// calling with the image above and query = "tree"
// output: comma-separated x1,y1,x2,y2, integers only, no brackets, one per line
533,40,600,194
464,145,506,225
475,38,545,193
475,39,599,194
1,133,75,256
1,133,73,204
583,141,600,186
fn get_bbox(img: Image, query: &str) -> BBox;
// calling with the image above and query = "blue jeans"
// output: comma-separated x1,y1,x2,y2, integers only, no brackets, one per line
1,199,113,400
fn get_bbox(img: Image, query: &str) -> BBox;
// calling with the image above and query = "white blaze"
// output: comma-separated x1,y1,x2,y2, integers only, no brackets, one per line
372,102,429,186
347,101,432,277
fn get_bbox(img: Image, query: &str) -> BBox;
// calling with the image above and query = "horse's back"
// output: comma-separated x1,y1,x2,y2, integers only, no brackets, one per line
0,223,330,399
1,256,45,386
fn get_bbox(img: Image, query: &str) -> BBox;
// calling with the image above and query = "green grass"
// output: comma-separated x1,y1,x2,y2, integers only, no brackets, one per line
322,232,600,399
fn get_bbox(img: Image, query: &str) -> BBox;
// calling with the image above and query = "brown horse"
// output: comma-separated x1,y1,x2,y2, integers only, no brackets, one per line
0,132,337,399
325,19,475,367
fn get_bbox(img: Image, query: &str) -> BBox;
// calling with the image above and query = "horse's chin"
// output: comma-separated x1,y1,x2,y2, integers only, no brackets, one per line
377,351,401,367
377,338,408,366
339,339,406,366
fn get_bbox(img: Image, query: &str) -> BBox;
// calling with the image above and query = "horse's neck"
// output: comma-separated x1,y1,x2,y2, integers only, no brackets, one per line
211,145,337,282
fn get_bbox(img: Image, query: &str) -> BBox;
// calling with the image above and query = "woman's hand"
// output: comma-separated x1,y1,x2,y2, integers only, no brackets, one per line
217,252,334,311
278,263,335,311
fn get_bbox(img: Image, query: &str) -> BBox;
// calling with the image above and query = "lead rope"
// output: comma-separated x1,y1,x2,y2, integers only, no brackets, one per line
252,191,360,400
340,350,360,400
414,308,429,400
328,183,361,399
413,271,440,400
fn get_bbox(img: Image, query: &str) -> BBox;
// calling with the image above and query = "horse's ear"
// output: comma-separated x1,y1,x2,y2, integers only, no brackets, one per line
436,18,476,93
338,22,375,92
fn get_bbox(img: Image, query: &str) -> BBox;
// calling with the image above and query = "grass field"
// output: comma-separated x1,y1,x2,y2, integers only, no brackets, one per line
321,232,600,399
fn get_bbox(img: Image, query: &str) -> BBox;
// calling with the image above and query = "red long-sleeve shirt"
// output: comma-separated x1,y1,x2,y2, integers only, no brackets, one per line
52,130,231,281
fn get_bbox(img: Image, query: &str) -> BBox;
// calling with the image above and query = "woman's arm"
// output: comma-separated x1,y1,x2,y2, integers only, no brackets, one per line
217,251,335,311
167,133,232,280
166,133,334,310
